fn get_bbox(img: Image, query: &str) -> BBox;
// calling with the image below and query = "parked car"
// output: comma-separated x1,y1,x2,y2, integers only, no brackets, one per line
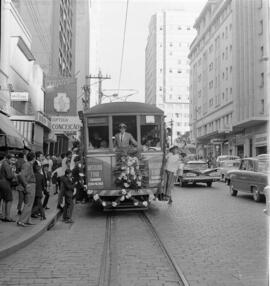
219,159,241,182
177,160,220,187
227,154,270,202
216,155,240,167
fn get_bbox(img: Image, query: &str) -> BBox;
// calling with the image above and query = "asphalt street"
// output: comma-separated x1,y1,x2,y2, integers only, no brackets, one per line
0,182,267,286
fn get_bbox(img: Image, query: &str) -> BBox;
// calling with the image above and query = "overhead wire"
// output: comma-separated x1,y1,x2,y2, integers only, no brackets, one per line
117,0,130,96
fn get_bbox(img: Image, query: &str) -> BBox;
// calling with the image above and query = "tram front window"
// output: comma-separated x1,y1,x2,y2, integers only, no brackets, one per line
112,115,137,148
88,117,109,150
141,116,161,152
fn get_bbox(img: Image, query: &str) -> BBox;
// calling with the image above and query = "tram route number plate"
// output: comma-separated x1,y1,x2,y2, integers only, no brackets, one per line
87,163,104,187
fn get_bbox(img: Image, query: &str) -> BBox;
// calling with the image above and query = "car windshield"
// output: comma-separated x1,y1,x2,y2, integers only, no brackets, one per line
220,160,241,168
186,162,208,170
257,160,270,174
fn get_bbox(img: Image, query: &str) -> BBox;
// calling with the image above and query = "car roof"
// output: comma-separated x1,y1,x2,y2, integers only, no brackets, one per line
84,102,164,115
187,160,207,164
217,155,240,160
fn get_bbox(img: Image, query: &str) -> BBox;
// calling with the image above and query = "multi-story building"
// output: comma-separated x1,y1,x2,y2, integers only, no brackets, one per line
12,0,79,154
189,0,269,158
145,11,196,140
13,0,76,77
0,0,51,152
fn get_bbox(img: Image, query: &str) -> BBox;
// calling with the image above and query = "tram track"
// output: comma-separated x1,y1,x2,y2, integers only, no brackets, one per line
98,211,189,286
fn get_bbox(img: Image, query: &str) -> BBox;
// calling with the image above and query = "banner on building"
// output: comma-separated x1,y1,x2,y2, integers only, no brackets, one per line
51,116,82,134
45,78,77,116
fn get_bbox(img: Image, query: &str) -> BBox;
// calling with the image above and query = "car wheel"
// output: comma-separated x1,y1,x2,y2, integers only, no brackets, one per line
229,184,237,196
206,182,212,187
252,187,262,202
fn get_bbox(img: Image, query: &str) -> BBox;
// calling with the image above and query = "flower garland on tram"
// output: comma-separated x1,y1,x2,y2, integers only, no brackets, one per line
93,147,150,208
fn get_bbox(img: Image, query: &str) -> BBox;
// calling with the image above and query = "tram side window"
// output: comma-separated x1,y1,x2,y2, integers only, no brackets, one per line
141,116,161,151
88,117,109,150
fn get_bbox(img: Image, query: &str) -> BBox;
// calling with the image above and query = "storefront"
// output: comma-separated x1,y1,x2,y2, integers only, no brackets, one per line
255,133,268,155
10,111,52,152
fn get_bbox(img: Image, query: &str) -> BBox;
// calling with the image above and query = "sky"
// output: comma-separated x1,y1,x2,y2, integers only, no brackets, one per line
97,0,208,102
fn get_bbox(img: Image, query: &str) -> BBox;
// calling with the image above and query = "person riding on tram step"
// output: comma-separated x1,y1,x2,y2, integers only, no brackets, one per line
114,123,137,148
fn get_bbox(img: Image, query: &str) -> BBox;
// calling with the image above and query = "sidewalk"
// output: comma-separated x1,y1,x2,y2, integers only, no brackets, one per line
0,189,61,259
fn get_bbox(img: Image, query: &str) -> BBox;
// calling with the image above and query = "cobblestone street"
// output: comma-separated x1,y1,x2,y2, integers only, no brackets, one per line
0,182,268,286
148,182,268,286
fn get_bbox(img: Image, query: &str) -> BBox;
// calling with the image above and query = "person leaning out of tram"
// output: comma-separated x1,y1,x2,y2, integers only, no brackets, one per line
114,122,137,148
163,145,182,204
59,169,76,224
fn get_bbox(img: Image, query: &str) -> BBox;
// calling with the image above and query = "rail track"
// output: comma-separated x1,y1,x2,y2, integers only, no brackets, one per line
97,211,189,286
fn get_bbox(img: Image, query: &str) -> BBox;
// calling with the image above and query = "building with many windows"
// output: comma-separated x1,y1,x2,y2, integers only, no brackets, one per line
145,11,196,140
189,0,269,158
13,0,76,77
0,0,52,152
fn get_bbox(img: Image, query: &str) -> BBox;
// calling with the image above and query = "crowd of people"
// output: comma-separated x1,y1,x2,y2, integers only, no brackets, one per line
0,147,86,227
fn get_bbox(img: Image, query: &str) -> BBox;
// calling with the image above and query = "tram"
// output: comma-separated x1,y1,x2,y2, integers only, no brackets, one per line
81,102,165,210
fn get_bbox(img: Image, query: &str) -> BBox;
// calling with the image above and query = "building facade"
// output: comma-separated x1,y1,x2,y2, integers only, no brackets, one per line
189,0,269,158
0,0,51,152
13,0,76,77
12,0,78,155
145,11,196,140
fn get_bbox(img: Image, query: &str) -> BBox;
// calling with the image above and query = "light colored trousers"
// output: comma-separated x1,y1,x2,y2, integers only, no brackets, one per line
19,183,36,224
164,170,175,197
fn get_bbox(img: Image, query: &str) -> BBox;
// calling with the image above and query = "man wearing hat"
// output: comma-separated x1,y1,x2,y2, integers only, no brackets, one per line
114,123,137,148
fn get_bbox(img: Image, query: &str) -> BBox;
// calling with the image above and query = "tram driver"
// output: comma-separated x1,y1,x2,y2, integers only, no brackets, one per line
114,123,137,148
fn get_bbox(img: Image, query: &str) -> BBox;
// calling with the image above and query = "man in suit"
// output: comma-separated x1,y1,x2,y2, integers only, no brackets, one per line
114,123,137,148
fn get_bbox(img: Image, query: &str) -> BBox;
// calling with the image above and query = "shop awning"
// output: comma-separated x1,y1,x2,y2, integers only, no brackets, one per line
0,113,25,149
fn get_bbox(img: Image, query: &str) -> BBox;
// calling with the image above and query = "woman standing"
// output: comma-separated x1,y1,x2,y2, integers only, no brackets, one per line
0,154,16,222
163,146,181,204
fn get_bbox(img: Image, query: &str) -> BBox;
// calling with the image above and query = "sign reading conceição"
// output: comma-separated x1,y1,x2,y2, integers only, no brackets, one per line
51,116,82,133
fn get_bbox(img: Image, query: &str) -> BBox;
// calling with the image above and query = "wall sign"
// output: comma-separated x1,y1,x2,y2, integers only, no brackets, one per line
51,116,82,133
10,92,29,101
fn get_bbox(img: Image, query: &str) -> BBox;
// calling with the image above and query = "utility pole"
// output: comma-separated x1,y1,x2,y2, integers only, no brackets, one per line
85,70,111,105
82,84,90,111
170,119,173,146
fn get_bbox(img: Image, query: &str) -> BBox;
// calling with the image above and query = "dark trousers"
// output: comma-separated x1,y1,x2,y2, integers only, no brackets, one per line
75,185,85,202
42,192,50,208
63,195,74,220
17,191,27,211
32,197,45,218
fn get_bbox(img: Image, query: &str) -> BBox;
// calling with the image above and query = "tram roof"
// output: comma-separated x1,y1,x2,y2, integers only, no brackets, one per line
84,102,164,116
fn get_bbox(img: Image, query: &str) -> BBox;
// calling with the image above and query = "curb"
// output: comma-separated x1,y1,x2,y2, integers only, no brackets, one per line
0,210,62,260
